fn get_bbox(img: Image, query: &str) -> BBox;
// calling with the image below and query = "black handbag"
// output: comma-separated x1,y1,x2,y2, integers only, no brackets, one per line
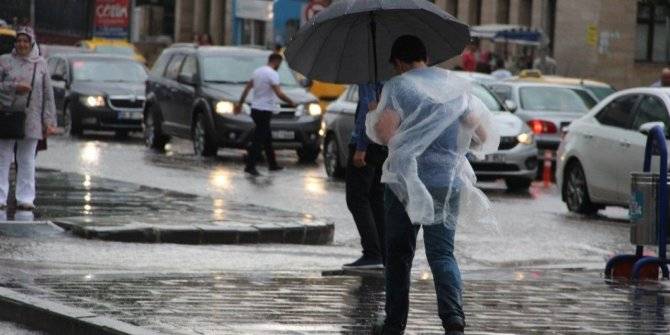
0,63,37,139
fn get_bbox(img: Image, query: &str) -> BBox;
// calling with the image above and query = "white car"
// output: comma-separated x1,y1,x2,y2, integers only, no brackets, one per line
557,87,670,214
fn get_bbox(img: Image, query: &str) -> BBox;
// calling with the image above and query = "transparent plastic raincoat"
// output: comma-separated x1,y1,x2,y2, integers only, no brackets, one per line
366,67,499,228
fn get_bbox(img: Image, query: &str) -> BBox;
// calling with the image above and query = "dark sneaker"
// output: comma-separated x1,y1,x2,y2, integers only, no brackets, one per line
244,166,261,176
269,165,284,172
342,256,383,270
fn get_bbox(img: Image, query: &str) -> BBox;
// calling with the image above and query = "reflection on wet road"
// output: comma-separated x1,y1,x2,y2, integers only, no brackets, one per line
35,134,633,269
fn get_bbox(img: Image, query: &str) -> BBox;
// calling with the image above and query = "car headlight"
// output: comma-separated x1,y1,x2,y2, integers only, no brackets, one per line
81,96,105,108
517,132,534,145
216,101,234,115
307,103,322,116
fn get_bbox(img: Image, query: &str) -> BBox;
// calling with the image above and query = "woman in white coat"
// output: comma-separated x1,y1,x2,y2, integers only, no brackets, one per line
0,26,57,211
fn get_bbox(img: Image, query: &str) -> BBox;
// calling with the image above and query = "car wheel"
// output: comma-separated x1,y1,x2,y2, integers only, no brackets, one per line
297,145,320,163
193,113,217,157
143,106,169,151
505,177,532,192
324,135,345,178
564,161,599,215
64,103,82,136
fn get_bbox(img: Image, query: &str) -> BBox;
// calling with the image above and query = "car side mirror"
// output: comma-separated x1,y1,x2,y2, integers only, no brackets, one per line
178,73,198,86
504,99,517,112
639,121,668,137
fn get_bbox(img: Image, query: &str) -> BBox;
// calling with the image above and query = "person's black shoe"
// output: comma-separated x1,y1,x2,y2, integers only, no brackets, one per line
268,165,284,171
342,256,384,270
244,166,261,176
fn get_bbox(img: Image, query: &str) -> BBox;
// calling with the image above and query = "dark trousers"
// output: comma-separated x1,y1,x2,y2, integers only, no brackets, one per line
345,143,387,262
246,109,277,169
383,187,465,334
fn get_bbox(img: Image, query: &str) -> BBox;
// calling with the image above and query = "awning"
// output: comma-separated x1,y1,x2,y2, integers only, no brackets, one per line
470,24,545,46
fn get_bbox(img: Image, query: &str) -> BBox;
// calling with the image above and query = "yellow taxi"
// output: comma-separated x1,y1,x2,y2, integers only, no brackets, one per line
509,69,616,101
76,38,146,64
0,25,16,55
309,80,347,111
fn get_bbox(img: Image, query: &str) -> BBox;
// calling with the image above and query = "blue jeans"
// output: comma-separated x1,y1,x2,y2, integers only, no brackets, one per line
383,187,464,334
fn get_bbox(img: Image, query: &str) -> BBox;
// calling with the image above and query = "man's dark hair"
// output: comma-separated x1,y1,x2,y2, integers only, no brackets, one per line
269,53,283,63
389,35,427,64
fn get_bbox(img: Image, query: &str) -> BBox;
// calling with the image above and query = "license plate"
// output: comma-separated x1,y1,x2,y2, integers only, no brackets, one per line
119,111,142,120
272,130,295,140
485,154,505,162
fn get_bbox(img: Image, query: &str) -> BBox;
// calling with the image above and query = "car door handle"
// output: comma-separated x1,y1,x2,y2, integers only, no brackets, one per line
583,133,593,140
619,140,631,148
169,88,178,93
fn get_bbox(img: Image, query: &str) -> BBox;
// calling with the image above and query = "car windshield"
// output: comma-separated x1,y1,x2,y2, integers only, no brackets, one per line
519,86,596,112
95,45,134,56
585,85,616,101
201,55,299,86
72,59,147,82
472,84,504,111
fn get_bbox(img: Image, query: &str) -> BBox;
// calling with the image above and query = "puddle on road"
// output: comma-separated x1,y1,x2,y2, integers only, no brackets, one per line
2,169,324,228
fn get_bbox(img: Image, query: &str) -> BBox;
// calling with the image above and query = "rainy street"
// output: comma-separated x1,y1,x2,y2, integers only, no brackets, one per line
0,133,660,334
30,134,634,273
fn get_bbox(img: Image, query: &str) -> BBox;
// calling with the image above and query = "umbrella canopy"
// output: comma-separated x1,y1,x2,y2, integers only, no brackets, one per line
284,0,470,84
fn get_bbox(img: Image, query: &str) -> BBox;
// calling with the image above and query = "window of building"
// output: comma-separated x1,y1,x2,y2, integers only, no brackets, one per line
240,19,267,46
497,0,510,24
469,0,482,25
518,0,532,26
636,0,670,62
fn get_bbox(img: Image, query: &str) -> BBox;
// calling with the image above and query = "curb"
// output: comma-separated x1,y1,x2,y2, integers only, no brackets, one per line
0,287,160,335
52,218,335,245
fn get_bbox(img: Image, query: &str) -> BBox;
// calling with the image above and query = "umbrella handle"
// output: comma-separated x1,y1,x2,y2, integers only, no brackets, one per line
370,12,379,86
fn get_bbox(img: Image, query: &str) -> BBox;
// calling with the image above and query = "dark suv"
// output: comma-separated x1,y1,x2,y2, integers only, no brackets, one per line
144,45,322,161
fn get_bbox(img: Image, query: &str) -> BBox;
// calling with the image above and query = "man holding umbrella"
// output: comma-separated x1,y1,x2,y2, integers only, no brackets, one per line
285,1,498,333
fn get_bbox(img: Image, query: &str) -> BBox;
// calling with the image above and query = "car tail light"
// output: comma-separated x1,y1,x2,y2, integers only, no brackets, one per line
528,119,557,134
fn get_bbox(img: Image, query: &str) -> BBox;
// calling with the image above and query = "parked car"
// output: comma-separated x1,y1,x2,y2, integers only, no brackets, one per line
557,87,670,214
508,69,616,101
323,80,538,190
144,45,322,160
47,53,148,136
76,38,146,64
487,82,598,160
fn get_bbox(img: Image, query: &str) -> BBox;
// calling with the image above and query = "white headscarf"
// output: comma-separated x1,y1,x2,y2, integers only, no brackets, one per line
12,26,42,64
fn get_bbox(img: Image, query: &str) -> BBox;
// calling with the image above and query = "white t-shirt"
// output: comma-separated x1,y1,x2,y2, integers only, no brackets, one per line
251,65,281,113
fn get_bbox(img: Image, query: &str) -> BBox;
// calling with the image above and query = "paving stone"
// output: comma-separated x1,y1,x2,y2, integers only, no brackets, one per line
10,270,669,334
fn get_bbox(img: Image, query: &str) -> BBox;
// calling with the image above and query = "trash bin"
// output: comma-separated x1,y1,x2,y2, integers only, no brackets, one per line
630,172,670,245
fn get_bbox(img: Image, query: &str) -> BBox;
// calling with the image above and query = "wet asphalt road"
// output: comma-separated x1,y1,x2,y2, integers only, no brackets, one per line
13,132,634,275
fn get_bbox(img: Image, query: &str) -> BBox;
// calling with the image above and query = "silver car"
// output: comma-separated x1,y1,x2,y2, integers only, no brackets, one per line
323,82,538,191
488,82,598,158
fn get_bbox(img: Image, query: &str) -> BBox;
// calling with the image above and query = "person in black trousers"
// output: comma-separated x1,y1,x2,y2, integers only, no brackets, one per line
236,53,295,176
343,82,387,270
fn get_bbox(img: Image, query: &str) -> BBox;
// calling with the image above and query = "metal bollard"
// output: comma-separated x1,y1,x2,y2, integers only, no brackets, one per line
542,150,552,188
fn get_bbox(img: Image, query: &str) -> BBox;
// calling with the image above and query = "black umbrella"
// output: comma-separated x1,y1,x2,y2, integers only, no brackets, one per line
284,0,470,85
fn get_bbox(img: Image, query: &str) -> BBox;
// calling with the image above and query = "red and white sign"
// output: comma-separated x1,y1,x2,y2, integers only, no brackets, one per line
302,0,331,25
93,0,130,38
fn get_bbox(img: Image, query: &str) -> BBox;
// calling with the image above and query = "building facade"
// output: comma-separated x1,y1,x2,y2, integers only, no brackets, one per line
432,0,666,89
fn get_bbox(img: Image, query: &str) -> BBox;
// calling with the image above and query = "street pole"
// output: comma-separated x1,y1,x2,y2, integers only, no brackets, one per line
30,0,35,27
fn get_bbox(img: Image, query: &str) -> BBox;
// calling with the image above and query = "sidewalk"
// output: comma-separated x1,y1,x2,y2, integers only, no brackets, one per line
6,269,670,334
4,169,333,245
